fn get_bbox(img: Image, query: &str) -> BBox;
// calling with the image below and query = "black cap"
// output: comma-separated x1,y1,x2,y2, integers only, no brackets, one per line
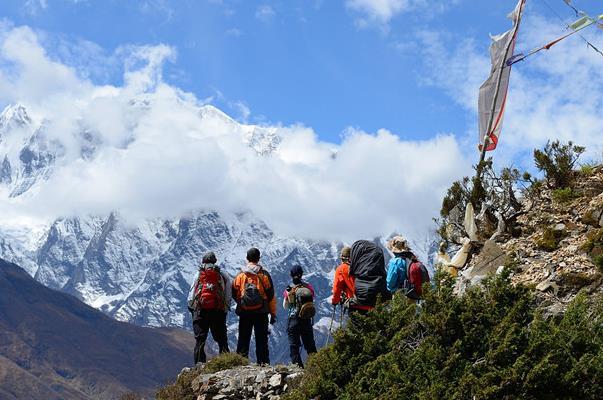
202,251,217,264
246,247,261,263
290,265,303,278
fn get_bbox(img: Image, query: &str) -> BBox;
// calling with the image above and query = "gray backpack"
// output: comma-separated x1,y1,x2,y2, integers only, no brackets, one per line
288,284,315,319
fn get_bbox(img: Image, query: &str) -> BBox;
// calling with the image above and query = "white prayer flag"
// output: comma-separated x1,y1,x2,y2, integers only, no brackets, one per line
478,0,526,152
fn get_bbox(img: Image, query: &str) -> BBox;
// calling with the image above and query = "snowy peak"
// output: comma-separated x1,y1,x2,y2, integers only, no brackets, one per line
0,104,31,132
198,104,282,155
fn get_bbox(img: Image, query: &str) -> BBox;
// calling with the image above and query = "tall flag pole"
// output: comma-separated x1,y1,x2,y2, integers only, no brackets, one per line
478,0,528,166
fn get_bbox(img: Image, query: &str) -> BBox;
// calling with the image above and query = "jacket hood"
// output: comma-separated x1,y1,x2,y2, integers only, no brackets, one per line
242,262,263,274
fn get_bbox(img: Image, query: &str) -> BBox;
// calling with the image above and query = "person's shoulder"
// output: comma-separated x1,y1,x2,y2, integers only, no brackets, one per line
389,257,403,266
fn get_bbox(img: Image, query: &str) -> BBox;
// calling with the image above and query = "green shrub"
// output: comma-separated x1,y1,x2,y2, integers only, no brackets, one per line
552,187,581,203
536,226,566,252
156,369,196,400
534,140,585,189
285,272,603,400
581,229,603,253
594,255,603,273
580,163,597,176
202,352,249,373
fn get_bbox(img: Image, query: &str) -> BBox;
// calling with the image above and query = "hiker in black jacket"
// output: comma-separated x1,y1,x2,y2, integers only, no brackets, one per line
348,240,390,320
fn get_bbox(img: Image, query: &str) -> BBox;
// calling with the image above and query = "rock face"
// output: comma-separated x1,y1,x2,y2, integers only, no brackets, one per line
188,364,303,400
460,166,603,312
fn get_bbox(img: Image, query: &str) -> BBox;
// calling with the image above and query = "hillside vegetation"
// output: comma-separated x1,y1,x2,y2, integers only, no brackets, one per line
285,273,602,400
286,144,603,400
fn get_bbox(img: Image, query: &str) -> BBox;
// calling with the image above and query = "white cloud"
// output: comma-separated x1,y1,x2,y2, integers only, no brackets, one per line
23,0,48,16
415,14,603,167
255,5,276,23
0,24,471,242
346,0,461,28
225,28,242,37
346,0,410,24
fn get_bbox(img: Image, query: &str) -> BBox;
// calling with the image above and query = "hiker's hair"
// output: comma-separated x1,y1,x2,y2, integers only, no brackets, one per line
247,247,261,263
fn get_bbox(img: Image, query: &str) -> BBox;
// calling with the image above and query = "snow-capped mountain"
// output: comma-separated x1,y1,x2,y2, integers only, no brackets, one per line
0,102,340,363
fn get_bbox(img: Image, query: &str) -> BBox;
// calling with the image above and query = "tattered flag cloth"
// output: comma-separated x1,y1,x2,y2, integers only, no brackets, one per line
478,0,526,152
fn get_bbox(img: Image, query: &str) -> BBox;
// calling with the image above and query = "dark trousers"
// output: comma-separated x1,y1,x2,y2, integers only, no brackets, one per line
192,310,230,364
236,313,270,365
287,317,317,368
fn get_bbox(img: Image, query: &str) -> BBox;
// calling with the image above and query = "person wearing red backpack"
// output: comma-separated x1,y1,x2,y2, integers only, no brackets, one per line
386,236,430,301
187,251,232,365
232,248,276,365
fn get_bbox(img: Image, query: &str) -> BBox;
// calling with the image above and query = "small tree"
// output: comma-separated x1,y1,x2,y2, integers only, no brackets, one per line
438,160,538,244
533,140,585,189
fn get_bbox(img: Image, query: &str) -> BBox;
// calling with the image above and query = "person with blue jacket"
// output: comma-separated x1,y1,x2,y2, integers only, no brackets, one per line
386,236,415,294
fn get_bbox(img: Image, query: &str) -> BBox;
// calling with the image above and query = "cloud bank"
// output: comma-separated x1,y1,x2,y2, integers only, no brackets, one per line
0,24,470,242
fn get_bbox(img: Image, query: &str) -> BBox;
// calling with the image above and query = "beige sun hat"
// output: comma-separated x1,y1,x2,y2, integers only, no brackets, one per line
340,246,351,260
387,236,408,253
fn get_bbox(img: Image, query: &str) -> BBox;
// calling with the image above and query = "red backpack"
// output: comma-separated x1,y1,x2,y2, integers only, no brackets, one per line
194,266,225,310
404,259,431,300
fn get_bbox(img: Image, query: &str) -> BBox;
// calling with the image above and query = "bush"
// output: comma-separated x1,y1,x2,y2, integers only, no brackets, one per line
552,187,581,203
580,163,597,176
202,352,249,373
156,369,196,400
594,255,603,273
536,226,566,252
285,272,603,400
534,140,585,189
156,353,249,400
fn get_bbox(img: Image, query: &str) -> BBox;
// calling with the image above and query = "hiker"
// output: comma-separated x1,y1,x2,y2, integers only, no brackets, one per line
187,251,232,365
331,246,366,315
232,247,277,365
386,236,430,300
348,240,390,318
283,265,317,368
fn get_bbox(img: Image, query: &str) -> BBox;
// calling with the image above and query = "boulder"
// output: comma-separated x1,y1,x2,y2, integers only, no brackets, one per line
189,364,303,400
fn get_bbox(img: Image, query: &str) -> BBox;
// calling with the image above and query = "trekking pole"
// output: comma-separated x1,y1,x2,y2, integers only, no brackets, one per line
323,305,336,347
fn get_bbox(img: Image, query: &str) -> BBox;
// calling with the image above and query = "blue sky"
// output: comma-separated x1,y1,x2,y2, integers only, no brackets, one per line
0,0,602,240
3,0,601,145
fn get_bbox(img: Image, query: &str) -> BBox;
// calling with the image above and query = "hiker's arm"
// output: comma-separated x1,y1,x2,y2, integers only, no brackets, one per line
187,272,199,303
386,260,399,293
282,289,289,310
263,272,277,317
332,268,345,304
232,275,240,303
268,295,277,316
223,272,233,311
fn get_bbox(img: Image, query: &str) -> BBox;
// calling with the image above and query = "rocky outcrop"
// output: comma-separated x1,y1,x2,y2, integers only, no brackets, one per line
458,166,603,314
184,364,303,400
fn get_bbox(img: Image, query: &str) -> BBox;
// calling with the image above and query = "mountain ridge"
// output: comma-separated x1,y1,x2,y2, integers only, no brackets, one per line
0,257,194,400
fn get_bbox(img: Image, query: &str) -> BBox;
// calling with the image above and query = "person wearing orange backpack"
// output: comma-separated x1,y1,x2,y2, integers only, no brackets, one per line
187,251,232,365
232,247,276,365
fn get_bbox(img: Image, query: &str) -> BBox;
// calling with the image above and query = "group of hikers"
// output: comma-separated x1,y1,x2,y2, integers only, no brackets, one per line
187,236,430,368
